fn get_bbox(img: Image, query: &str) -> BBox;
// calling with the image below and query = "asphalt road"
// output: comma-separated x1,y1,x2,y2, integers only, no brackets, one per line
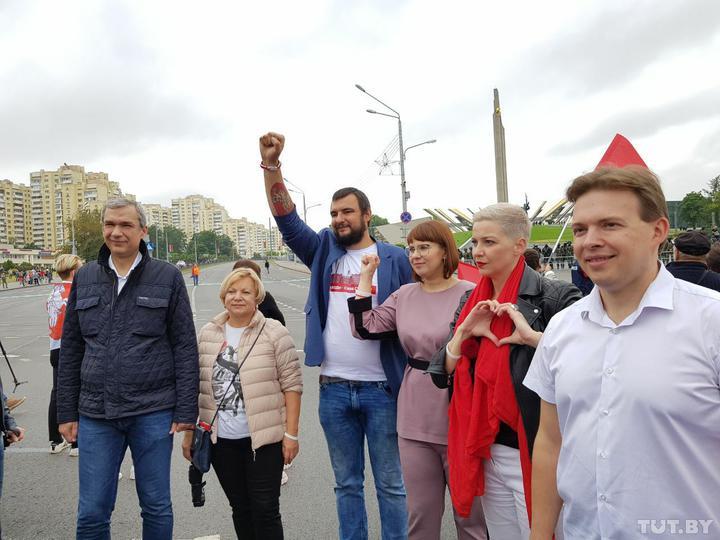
0,261,460,539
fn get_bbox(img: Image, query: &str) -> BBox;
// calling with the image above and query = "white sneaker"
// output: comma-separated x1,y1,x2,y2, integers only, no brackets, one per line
50,441,71,454
69,447,79,457
129,465,135,480
280,471,289,486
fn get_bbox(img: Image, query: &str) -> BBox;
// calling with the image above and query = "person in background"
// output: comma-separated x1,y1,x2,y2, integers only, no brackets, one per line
348,220,487,539
265,259,271,275
183,267,302,539
0,383,25,537
233,260,286,326
707,242,720,273
0,269,7,289
191,263,200,286
542,261,558,281
665,230,720,292
523,248,542,273
428,204,581,540
47,254,82,455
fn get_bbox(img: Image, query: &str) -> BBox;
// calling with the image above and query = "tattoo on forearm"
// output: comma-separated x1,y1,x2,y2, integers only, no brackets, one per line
270,182,295,216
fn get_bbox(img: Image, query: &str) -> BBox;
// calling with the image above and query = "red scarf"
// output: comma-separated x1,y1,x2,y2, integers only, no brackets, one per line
447,256,533,521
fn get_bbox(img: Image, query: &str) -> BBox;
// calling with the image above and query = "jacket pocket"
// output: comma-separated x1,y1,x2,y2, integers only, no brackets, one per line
76,296,101,336
133,296,169,336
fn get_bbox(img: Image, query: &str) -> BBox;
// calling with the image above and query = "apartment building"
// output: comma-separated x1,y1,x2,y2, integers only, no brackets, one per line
170,194,230,239
0,180,33,246
144,204,173,228
29,164,129,251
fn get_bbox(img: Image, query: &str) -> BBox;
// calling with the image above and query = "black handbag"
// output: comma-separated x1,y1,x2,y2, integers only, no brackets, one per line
191,322,266,473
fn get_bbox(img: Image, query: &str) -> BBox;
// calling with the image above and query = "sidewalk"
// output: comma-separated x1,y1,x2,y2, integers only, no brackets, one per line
273,260,311,275
0,279,53,292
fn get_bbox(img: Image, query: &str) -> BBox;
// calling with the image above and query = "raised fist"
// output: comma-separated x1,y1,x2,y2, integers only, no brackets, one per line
360,254,380,276
259,132,285,166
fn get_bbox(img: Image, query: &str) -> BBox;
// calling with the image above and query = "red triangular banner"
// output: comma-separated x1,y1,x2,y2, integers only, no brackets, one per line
596,133,647,169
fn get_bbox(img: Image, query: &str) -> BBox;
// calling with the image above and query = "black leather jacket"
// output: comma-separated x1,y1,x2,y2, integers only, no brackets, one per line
427,266,582,455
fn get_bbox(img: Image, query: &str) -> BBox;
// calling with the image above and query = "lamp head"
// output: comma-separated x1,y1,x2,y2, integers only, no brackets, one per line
366,109,377,114
355,84,366,92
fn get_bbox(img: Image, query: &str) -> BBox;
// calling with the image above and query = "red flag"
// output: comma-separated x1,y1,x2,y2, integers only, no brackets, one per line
596,134,647,169
458,261,480,284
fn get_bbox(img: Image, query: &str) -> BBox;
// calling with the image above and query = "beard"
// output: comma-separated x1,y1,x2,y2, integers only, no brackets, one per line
334,221,367,247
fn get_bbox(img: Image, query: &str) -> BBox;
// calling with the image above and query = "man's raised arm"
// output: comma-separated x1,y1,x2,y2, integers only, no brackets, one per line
259,132,295,217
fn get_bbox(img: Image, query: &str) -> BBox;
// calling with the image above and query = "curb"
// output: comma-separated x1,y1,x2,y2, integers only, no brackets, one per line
273,261,311,275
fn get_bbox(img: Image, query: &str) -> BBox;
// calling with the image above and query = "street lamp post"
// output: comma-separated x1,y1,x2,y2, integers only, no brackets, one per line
71,219,77,256
356,84,409,214
356,84,436,217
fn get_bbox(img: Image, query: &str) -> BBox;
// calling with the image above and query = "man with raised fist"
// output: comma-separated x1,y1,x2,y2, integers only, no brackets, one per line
259,132,412,539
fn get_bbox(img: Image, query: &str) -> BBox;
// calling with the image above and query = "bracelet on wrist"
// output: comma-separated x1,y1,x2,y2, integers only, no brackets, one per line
355,288,372,298
284,432,299,441
260,160,281,171
445,344,461,361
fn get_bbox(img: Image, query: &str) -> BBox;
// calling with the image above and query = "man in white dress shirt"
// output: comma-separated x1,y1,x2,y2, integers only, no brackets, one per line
524,166,720,539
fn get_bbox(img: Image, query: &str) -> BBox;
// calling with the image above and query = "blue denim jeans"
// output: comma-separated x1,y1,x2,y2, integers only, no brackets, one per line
76,409,174,540
318,380,408,540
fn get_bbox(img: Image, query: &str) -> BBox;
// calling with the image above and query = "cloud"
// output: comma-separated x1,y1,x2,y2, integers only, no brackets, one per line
0,2,225,169
508,0,720,95
549,86,720,155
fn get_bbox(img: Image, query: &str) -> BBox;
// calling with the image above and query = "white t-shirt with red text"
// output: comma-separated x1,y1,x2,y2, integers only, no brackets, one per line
321,244,385,381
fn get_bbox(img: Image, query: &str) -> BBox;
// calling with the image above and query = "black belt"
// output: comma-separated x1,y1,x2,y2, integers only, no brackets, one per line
408,358,430,371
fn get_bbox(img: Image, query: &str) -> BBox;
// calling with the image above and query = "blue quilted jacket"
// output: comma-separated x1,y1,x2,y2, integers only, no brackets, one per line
57,241,199,424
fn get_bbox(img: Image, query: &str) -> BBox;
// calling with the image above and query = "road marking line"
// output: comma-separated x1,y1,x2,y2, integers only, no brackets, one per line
191,285,197,318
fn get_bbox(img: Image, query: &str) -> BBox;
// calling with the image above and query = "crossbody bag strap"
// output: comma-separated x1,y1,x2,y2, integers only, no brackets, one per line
209,321,267,427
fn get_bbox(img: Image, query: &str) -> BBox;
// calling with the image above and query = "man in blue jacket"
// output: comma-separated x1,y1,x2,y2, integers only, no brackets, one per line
58,198,198,540
260,132,412,539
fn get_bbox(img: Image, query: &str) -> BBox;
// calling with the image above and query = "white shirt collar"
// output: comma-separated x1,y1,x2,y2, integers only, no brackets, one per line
108,252,143,279
582,263,675,328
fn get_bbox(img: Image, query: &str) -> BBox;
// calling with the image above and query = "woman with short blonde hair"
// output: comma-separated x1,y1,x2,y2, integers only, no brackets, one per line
428,203,581,539
184,267,302,539
47,253,83,454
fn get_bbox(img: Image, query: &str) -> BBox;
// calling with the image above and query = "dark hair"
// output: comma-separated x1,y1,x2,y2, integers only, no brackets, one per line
566,166,669,222
332,187,371,215
523,248,542,271
406,220,459,281
233,259,262,279
707,243,720,273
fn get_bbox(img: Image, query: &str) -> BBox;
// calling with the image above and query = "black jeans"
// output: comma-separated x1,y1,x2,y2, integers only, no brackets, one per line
211,437,284,540
49,349,77,447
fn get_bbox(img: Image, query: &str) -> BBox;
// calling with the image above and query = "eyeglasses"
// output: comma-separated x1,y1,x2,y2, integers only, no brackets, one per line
405,244,433,257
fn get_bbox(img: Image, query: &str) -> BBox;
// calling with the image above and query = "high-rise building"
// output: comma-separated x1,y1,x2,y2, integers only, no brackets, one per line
144,204,173,229
171,194,229,239
29,164,128,251
0,179,33,246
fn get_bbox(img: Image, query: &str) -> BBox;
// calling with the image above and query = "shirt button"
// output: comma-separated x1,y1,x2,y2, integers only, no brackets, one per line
605,368,614,375
609,328,618,334
600,451,608,459
600,494,607,502
601,409,610,416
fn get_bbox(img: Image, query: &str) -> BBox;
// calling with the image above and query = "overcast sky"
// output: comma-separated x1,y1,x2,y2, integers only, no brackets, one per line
1,0,719,230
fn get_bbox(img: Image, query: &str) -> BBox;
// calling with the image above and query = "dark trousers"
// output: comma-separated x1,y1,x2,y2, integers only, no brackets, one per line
211,437,284,540
49,349,77,447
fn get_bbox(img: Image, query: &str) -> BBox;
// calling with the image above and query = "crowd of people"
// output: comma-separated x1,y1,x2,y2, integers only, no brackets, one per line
0,266,53,288
0,131,718,540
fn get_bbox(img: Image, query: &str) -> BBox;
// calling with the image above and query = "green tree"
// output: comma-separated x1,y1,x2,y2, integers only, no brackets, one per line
370,215,389,227
187,231,236,262
60,209,104,262
704,174,720,225
147,225,187,261
679,191,711,228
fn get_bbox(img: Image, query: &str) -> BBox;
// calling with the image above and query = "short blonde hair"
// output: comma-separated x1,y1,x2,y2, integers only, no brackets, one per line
55,254,82,280
219,268,266,305
473,203,531,241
